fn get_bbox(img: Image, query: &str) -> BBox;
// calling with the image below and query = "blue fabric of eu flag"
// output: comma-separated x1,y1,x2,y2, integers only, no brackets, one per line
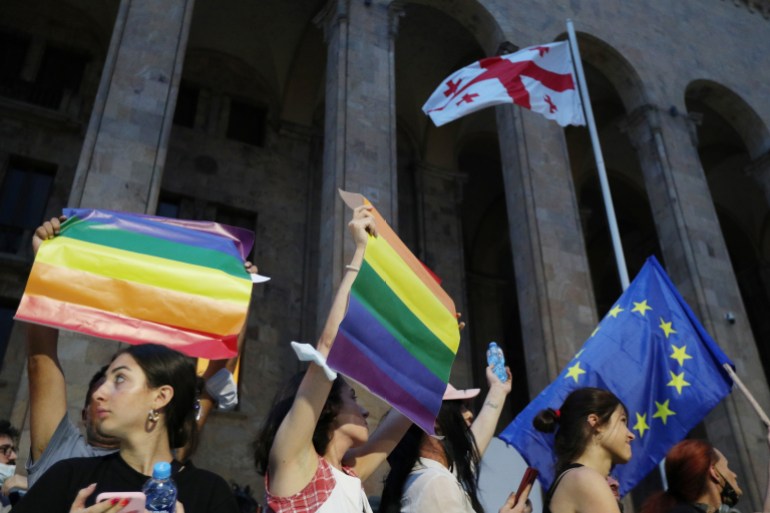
498,256,733,496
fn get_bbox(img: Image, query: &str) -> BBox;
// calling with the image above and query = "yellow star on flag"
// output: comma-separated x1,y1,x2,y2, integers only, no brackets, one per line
667,370,691,395
565,362,586,383
633,412,650,438
632,299,652,316
659,317,677,339
670,344,693,366
653,399,676,425
608,305,624,318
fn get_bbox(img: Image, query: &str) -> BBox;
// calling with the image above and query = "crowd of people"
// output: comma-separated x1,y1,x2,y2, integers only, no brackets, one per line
0,207,768,513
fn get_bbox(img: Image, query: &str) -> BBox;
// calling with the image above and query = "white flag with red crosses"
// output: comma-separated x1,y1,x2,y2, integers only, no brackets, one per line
422,41,585,127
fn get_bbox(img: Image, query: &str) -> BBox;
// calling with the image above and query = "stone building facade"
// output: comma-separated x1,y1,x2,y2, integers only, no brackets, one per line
0,0,769,510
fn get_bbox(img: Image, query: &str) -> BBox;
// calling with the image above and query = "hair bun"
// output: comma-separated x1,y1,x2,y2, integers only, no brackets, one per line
533,407,560,433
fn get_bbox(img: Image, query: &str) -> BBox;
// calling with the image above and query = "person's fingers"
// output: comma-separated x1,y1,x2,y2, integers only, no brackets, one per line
244,261,258,274
175,500,186,513
70,483,97,511
51,216,63,233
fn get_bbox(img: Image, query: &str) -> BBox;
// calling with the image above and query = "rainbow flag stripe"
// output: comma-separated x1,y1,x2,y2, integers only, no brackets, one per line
15,209,254,359
327,191,460,434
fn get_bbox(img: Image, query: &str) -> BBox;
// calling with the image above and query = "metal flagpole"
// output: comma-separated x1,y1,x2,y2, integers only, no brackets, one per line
566,19,630,290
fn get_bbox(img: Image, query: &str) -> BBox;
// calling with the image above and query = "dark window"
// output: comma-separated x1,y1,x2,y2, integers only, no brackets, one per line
156,195,181,219
0,157,56,255
0,31,29,80
33,45,89,109
173,82,199,128
0,303,16,367
226,100,266,146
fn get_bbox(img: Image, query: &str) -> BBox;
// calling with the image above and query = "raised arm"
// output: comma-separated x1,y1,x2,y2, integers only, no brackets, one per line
470,365,512,456
267,206,375,496
345,408,412,481
27,217,68,461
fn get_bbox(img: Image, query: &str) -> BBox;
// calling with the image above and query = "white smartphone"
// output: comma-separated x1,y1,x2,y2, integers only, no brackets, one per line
96,491,146,513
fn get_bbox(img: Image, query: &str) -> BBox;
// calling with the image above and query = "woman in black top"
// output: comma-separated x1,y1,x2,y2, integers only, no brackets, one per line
14,343,239,513
533,387,634,513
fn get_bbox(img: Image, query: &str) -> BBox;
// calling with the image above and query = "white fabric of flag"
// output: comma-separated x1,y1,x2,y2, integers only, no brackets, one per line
422,41,586,127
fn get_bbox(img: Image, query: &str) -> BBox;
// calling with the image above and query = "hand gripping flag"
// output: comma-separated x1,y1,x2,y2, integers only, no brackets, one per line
327,190,461,435
15,209,255,359
498,256,733,496
423,41,585,127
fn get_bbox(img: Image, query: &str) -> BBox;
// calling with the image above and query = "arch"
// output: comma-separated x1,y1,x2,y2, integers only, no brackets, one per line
556,31,648,113
686,80,770,160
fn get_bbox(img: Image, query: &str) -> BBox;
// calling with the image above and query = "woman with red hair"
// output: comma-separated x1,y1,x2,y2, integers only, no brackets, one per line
640,430,770,513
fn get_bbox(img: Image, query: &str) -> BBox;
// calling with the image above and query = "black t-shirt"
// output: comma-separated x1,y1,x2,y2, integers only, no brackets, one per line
13,452,239,513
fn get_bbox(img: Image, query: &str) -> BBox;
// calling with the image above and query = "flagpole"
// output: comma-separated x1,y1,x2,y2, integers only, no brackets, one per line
566,20,630,290
723,363,770,426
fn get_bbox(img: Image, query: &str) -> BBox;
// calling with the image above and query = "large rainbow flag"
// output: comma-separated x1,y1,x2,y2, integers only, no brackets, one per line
327,191,461,434
15,209,255,359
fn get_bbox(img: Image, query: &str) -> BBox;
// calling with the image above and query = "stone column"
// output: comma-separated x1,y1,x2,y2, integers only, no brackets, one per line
13,0,196,450
69,0,195,213
496,106,599,395
623,104,770,510
416,163,472,388
314,0,400,320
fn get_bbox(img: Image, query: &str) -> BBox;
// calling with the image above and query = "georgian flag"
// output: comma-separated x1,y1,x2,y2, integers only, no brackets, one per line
422,41,585,127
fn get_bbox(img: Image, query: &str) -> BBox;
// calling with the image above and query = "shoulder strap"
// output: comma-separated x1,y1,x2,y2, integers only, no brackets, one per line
545,464,584,503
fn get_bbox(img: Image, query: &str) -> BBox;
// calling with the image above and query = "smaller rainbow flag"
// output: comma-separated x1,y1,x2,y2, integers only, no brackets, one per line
327,191,461,434
15,209,255,359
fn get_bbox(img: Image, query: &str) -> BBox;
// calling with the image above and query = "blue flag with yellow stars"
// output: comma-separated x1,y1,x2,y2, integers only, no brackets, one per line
498,255,733,496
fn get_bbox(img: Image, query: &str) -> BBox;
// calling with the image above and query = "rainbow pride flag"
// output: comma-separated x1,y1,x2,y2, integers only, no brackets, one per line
15,209,254,359
327,191,461,434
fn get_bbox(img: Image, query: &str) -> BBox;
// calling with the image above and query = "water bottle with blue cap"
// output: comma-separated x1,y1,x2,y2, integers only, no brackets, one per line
142,461,177,513
486,341,508,382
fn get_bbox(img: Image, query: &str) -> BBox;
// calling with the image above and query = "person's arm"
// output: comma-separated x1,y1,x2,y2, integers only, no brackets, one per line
470,365,512,456
761,426,770,513
27,217,68,462
345,408,412,481
267,205,375,497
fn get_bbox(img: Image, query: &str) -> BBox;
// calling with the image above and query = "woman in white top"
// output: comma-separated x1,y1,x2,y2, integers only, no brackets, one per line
253,206,413,513
379,363,528,513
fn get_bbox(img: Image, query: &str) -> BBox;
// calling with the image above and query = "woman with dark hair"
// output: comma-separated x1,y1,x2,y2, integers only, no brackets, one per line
640,431,770,513
14,343,239,513
379,365,529,513
533,387,634,513
253,205,413,513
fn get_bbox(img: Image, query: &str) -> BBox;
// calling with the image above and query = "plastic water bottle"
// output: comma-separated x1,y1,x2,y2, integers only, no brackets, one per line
142,462,177,513
486,341,508,383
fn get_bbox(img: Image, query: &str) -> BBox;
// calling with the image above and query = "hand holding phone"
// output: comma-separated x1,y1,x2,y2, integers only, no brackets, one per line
96,491,146,513
513,467,538,506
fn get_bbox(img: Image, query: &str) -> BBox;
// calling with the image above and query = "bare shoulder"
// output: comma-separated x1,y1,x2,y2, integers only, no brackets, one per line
551,467,619,513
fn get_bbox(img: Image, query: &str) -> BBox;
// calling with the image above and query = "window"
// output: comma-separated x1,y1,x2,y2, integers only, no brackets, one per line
33,45,89,109
0,31,30,103
0,302,15,367
226,99,266,147
156,195,181,219
173,81,199,128
0,156,56,255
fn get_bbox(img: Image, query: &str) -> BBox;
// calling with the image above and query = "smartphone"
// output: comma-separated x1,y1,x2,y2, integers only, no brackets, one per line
96,491,146,513
513,467,538,506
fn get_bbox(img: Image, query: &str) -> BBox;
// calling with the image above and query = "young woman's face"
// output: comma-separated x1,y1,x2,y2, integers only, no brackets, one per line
598,405,635,464
333,383,370,446
92,353,158,439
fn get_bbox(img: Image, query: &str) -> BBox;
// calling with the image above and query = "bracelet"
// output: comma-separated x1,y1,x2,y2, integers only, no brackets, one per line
290,342,338,381
345,264,360,272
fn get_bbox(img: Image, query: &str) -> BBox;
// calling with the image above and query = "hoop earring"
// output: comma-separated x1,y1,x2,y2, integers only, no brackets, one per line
147,409,160,423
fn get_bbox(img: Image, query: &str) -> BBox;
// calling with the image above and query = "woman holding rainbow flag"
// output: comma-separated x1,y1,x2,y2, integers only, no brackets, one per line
253,205,413,513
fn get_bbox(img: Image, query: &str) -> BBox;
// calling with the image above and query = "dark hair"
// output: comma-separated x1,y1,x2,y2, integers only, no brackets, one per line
379,400,484,513
0,420,19,441
84,365,109,409
253,371,346,476
533,387,625,473
640,439,718,513
115,344,199,452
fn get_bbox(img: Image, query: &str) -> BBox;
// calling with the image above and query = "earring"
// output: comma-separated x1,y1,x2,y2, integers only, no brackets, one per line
147,409,160,423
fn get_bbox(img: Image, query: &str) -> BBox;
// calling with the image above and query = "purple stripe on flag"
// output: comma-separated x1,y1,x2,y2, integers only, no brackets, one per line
330,330,438,434
63,209,252,261
327,296,445,433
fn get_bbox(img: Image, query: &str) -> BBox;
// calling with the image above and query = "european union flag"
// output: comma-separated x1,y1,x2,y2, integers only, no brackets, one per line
498,256,733,496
